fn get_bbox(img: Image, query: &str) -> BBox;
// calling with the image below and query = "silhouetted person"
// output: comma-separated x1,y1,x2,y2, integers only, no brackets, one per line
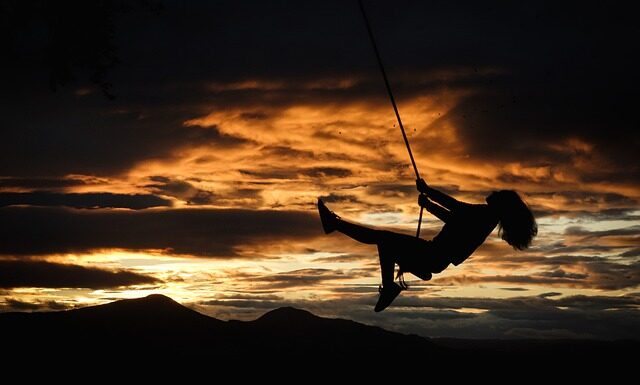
318,178,537,312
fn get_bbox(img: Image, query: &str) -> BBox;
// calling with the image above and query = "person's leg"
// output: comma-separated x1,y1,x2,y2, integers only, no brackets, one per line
377,243,396,287
318,200,407,312
334,219,402,312
374,241,404,312
318,199,383,243
334,218,383,245
335,221,414,287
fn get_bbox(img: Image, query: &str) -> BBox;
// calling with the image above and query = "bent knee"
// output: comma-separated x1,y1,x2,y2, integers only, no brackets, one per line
432,265,449,274
430,260,450,274
414,271,432,281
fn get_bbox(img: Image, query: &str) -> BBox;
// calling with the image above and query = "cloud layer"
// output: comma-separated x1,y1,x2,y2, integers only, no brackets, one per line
0,260,159,289
0,206,320,257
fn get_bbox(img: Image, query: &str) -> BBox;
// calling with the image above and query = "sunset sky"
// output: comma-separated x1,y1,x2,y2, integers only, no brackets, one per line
1,0,638,339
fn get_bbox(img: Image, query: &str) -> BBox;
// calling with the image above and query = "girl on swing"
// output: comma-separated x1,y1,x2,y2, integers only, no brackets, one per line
318,178,537,312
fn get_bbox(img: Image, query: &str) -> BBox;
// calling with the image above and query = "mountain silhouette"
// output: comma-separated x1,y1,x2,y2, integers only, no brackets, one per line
0,294,635,368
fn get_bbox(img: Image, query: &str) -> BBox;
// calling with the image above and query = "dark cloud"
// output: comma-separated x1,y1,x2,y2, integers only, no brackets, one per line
395,2,638,183
240,166,352,181
2,0,163,98
146,176,215,205
311,253,373,264
0,96,250,176
565,225,640,239
0,260,159,289
318,193,362,204
2,298,42,311
210,293,285,302
362,293,640,339
244,268,375,289
1,1,364,176
620,248,640,258
366,183,416,199
1,298,73,312
437,255,640,290
0,206,320,257
562,225,640,249
396,295,639,339
532,191,638,207
0,191,172,209
259,145,357,165
538,269,588,280
238,169,296,181
212,188,264,208
423,19,639,182
112,1,371,83
0,177,87,189
500,287,529,292
533,208,640,222
260,145,316,160
580,209,640,222
299,167,352,178
534,243,625,257
317,192,401,214
250,269,342,289
3,1,637,182
555,294,640,311
388,292,639,313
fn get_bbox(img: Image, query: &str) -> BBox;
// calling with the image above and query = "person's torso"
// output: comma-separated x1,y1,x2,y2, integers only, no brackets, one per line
432,203,499,265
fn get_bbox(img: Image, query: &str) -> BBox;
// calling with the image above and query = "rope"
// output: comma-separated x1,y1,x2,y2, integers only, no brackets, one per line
357,0,425,238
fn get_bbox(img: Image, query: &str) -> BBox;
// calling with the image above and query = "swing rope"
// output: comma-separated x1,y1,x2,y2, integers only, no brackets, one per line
358,0,425,238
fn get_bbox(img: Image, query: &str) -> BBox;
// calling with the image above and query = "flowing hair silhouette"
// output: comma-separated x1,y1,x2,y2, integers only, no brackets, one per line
489,190,538,250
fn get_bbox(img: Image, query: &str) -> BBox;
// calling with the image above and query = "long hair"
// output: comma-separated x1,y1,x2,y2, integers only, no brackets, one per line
489,190,537,250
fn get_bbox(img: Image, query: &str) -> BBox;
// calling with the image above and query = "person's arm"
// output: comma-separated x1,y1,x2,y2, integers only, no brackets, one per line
418,195,451,223
416,178,463,211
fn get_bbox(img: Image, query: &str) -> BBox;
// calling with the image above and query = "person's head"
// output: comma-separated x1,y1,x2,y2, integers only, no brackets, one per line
486,190,537,250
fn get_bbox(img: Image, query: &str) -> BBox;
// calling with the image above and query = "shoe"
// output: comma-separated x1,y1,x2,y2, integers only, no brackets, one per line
317,199,339,234
374,283,403,312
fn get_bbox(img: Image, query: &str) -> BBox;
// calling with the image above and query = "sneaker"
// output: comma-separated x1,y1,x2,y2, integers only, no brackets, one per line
374,283,403,312
317,199,339,234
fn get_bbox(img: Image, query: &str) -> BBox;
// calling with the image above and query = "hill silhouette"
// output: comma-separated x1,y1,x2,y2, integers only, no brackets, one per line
0,294,635,367
1,294,442,364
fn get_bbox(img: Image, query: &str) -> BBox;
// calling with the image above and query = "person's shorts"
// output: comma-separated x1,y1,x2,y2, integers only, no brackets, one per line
378,230,450,280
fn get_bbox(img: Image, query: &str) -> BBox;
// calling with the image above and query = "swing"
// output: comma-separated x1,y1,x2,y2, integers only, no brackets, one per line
358,0,426,238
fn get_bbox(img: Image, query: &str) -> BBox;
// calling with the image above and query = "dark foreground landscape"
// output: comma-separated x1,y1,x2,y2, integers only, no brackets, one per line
1,294,636,368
